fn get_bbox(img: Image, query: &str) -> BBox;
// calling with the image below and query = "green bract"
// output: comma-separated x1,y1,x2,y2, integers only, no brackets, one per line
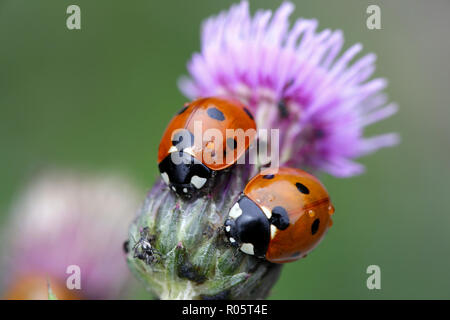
126,167,281,300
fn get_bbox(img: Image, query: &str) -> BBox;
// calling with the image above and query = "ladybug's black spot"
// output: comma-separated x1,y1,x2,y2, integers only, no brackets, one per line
270,206,290,230
227,138,237,150
172,130,194,148
207,107,225,121
172,135,183,145
243,107,254,120
263,174,274,179
311,218,320,235
296,182,310,194
177,105,189,115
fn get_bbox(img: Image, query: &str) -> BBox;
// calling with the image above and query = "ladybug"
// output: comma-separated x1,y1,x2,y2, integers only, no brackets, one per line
158,97,256,198
224,167,335,263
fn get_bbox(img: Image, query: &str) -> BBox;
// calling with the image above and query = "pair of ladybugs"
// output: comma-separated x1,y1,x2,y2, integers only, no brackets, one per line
157,97,335,264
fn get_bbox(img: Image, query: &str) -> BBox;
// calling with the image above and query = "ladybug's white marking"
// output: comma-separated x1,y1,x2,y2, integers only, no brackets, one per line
191,175,207,189
225,225,231,232
168,146,178,153
183,188,188,193
183,147,196,157
270,224,278,239
229,237,236,243
261,206,272,219
240,243,255,255
161,172,170,185
228,202,243,220
168,146,195,156
171,186,176,192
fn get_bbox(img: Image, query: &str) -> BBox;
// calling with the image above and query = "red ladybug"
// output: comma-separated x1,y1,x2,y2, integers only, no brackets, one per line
158,97,256,198
224,167,335,263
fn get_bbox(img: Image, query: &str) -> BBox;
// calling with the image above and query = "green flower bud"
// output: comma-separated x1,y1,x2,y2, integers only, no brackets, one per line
126,166,282,300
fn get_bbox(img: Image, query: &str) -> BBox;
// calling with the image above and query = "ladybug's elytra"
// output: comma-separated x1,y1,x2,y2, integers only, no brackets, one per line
158,97,256,198
224,167,335,263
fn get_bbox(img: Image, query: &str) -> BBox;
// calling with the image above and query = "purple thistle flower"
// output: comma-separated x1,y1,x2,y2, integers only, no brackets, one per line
179,1,399,177
1,171,141,299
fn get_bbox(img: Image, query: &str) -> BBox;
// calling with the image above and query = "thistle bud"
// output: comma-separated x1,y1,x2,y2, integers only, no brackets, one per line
126,166,282,300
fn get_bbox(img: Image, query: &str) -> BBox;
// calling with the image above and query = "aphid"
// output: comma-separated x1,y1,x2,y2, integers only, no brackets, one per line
132,227,162,265
123,240,129,254
224,167,335,263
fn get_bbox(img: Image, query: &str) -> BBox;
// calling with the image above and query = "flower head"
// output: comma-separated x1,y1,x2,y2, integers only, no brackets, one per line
127,1,400,300
1,171,141,299
127,167,281,300
179,1,399,177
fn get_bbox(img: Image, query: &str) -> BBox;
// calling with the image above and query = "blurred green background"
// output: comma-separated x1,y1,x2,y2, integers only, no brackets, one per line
1,0,449,299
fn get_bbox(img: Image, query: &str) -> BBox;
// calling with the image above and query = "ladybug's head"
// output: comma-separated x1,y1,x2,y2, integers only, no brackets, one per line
224,196,271,258
158,151,212,199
